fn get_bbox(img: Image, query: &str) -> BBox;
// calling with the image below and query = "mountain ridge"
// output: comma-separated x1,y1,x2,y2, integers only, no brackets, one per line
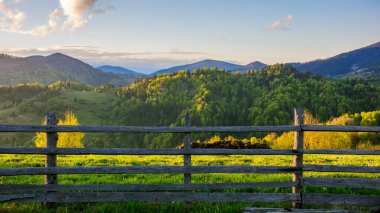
1,41,380,84
97,65,145,76
0,53,141,86
152,59,267,75
151,41,380,76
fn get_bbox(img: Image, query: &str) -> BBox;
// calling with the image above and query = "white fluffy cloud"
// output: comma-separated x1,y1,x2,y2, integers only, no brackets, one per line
60,0,95,30
0,0,112,36
0,0,26,32
268,15,293,31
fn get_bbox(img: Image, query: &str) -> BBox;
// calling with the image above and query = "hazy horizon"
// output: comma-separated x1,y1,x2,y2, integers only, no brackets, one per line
1,0,380,73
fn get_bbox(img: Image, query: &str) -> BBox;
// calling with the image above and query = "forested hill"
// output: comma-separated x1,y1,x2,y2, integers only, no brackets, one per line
0,65,379,148
113,65,378,126
290,41,380,76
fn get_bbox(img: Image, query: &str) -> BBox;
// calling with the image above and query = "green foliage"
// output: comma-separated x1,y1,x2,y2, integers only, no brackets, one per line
35,110,85,148
0,82,117,147
270,110,380,149
110,65,380,148
177,135,269,149
0,65,379,149
48,81,93,91
95,82,116,92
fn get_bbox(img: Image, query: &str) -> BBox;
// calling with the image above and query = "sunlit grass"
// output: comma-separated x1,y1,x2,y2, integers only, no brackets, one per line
0,154,379,212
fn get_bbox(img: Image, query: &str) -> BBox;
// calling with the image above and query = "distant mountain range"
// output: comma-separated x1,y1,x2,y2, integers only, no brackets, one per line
0,41,379,86
289,41,380,76
97,65,145,76
152,60,266,75
0,53,142,86
152,41,380,77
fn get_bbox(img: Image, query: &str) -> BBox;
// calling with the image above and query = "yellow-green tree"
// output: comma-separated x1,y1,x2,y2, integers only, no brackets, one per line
35,111,85,148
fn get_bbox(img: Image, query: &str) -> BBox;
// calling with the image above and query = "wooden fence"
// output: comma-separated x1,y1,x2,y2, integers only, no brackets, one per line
0,108,379,208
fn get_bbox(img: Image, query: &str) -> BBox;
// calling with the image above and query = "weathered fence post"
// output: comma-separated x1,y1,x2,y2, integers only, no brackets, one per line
292,107,304,208
45,112,58,208
184,112,191,186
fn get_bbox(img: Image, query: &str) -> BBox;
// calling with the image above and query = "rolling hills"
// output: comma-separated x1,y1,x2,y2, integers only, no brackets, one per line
1,41,380,86
0,53,142,86
288,41,380,76
152,59,267,75
2,65,378,148
152,41,380,77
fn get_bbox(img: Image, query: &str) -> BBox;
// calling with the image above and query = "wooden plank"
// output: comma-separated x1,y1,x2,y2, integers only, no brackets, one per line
242,207,358,213
304,165,380,173
302,125,380,132
0,147,297,155
0,192,299,203
0,182,297,192
183,112,191,185
303,193,380,206
0,125,300,133
0,166,298,176
45,112,58,187
303,178,380,189
292,107,304,208
0,124,379,133
44,112,58,209
5,147,380,156
304,149,380,155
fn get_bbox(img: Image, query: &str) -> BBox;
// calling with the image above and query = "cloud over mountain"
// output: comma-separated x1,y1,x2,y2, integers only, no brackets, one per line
0,0,113,36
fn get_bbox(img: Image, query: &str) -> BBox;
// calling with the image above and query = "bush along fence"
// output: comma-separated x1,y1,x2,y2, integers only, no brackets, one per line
0,108,379,208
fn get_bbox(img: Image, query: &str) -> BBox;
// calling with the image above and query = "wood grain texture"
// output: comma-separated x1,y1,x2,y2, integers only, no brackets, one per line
183,112,191,185
292,107,304,208
0,192,299,203
304,149,380,155
304,165,380,173
0,147,297,155
0,125,299,133
0,124,378,133
242,207,357,213
303,193,380,206
303,178,380,189
0,182,297,192
0,166,299,176
45,112,58,187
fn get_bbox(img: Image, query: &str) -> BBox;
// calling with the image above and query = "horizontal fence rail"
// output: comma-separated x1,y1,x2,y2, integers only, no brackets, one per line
1,147,379,155
0,108,379,209
0,147,297,155
0,182,298,192
303,178,380,189
0,124,379,133
0,166,300,176
0,192,300,203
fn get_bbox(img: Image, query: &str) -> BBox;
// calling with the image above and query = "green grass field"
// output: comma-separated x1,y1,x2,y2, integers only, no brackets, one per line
0,154,379,212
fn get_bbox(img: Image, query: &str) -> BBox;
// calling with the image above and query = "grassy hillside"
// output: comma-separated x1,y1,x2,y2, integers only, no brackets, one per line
0,54,67,85
0,82,117,146
334,66,380,86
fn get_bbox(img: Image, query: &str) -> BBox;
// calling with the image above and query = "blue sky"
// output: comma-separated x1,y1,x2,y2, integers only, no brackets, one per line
1,0,379,73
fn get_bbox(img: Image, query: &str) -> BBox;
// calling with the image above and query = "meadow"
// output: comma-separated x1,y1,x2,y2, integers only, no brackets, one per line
0,154,379,212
